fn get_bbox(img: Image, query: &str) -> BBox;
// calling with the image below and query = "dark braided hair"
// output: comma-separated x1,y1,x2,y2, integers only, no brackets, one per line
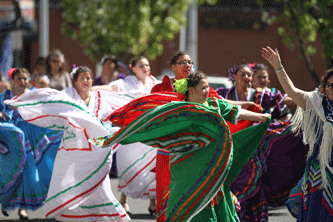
71,66,92,82
185,71,207,97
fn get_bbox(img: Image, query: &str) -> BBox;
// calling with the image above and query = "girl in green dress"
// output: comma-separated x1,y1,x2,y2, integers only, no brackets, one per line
91,72,271,221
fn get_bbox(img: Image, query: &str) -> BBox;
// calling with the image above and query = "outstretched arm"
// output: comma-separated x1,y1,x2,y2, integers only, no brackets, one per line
261,46,307,109
91,85,119,92
238,109,271,123
224,99,260,109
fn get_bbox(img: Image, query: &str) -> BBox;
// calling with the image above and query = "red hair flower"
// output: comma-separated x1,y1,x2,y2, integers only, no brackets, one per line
7,68,17,80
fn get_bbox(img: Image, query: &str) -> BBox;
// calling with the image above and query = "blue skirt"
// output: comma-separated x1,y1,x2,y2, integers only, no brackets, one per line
0,119,63,210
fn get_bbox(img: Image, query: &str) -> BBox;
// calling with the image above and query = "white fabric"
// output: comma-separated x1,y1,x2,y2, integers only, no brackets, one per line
116,142,157,199
291,90,333,188
5,88,132,221
109,75,160,94
109,75,160,199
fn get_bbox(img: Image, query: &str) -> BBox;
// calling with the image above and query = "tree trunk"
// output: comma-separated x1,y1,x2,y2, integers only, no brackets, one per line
286,1,320,85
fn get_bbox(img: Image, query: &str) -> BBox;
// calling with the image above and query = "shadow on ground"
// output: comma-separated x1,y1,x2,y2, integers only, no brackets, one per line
0,213,155,221
129,213,155,220
0,220,58,222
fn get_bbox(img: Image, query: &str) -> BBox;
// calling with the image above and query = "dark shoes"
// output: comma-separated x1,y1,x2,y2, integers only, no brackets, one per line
1,209,29,220
148,205,156,217
1,210,9,217
18,209,29,221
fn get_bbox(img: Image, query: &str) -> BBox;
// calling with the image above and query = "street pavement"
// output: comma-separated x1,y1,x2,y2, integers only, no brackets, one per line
0,178,296,222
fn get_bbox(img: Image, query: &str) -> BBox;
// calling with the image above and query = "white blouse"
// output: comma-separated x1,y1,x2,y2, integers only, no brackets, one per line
108,75,161,94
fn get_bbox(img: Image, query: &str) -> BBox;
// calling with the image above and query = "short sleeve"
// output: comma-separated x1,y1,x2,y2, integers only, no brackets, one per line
261,89,287,110
208,97,240,124
151,75,173,93
209,87,222,99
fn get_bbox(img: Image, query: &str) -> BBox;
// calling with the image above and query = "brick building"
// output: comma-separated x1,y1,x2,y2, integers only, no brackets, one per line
0,0,327,91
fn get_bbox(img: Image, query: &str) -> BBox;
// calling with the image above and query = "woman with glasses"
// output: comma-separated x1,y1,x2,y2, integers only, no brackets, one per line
262,46,333,221
151,51,254,107
151,51,194,91
215,64,308,222
152,51,217,95
45,50,72,90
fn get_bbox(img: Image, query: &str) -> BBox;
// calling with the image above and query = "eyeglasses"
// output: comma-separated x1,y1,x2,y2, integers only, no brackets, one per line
51,60,61,63
239,72,252,78
325,83,333,88
176,61,194,66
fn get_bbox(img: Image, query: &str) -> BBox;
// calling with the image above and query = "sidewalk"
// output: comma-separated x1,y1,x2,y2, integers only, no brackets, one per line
0,178,294,221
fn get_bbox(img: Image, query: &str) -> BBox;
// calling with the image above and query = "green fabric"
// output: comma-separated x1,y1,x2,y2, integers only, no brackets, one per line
226,120,271,186
191,119,270,222
91,101,233,221
192,186,240,222
207,97,239,124
90,99,270,222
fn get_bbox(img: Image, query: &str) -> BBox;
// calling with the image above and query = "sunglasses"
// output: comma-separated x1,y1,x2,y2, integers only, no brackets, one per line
325,83,333,88
52,60,62,63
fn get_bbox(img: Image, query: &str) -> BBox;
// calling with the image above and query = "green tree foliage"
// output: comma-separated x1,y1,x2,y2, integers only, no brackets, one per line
258,0,333,84
61,0,217,61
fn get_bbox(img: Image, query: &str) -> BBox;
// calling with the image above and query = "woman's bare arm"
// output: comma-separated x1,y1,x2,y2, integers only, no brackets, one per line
91,85,118,92
224,99,260,109
281,96,296,107
261,46,307,109
238,109,271,123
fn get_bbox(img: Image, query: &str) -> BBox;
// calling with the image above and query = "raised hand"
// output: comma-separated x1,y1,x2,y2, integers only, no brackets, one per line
261,46,283,71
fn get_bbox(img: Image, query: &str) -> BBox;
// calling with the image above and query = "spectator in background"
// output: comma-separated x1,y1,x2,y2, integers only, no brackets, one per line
93,55,126,85
31,56,46,87
0,75,10,93
45,50,72,90
34,75,50,89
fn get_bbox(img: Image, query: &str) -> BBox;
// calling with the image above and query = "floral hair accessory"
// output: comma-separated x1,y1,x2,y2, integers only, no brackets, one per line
247,63,257,72
70,64,81,78
7,68,17,80
129,64,132,70
173,78,189,95
228,66,238,81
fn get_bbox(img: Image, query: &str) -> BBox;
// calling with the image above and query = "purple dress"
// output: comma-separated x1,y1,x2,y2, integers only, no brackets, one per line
216,86,309,222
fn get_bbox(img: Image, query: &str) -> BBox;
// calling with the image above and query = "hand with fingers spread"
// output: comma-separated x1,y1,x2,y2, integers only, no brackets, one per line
261,46,283,71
